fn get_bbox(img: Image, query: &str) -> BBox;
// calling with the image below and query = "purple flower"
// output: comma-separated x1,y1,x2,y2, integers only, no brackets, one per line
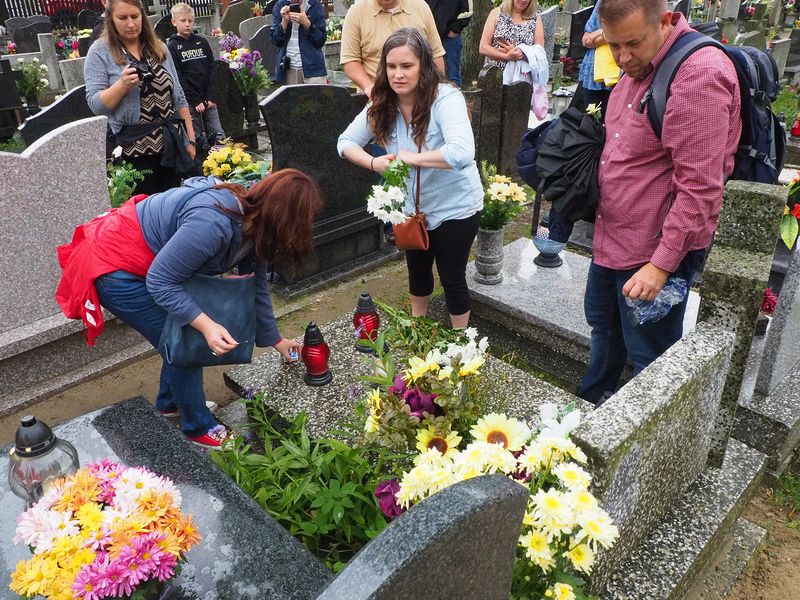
250,69,258,78
252,50,262,61
374,479,404,518
220,32,243,52
388,375,407,396
403,387,439,418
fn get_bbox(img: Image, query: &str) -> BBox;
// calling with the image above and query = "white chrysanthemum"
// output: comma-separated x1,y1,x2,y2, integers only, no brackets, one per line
13,505,52,547
113,467,163,509
551,582,576,600
577,509,619,549
464,327,478,340
563,540,595,574
570,489,599,516
34,510,79,554
455,440,517,474
488,181,511,202
427,466,455,494
530,489,575,537
414,447,452,468
518,528,554,572
553,463,591,491
397,464,434,508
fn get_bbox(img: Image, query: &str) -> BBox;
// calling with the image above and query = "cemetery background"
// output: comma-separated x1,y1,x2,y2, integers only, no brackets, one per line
4,0,800,598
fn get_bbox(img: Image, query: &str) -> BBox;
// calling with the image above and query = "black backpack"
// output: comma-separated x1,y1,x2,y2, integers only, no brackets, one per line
644,30,785,184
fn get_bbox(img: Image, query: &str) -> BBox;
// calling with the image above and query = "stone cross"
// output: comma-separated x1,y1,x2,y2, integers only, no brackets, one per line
37,33,63,91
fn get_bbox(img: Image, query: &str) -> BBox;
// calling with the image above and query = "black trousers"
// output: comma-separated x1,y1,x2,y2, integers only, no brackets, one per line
405,212,480,316
123,154,182,196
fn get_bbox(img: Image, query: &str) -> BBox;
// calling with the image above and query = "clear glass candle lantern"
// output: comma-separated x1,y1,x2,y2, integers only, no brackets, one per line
551,87,575,117
7,415,79,506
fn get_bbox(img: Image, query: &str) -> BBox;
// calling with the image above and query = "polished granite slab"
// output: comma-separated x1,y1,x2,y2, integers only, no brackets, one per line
0,398,330,600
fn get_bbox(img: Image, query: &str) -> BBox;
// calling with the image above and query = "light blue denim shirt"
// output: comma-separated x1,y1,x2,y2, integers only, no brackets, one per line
84,38,189,134
337,84,483,231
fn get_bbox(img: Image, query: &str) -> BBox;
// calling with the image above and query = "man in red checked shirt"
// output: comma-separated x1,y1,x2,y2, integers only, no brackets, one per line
576,0,742,406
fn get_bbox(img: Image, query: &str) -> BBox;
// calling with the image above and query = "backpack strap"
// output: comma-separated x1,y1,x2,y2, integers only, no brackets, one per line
645,31,723,139
166,185,217,238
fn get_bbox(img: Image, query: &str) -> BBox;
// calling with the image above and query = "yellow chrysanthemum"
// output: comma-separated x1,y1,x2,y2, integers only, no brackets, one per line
563,542,595,574
553,463,591,491
10,555,58,597
518,528,554,572
470,413,531,451
546,582,576,600
577,510,619,550
403,353,441,383
75,501,104,531
458,354,485,377
213,167,224,177
492,174,512,184
416,427,461,459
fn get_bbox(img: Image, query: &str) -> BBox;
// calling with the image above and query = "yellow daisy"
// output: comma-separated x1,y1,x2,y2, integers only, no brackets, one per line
470,413,531,451
563,542,595,575
416,427,461,458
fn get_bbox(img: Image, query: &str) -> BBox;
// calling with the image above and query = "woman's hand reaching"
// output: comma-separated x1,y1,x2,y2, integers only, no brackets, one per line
274,337,302,362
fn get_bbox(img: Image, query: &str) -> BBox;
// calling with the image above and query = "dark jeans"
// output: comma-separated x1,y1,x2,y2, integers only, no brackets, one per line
405,212,480,315
123,154,182,196
576,249,706,405
443,34,463,87
95,271,218,436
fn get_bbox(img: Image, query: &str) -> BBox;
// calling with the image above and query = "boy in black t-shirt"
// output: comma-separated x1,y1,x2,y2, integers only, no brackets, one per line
167,3,224,166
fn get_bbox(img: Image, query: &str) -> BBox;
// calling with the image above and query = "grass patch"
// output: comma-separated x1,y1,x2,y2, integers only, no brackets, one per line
773,86,798,126
0,138,25,153
496,351,575,393
771,469,800,516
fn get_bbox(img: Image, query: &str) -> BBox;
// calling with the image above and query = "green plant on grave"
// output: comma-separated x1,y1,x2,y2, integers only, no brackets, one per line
13,56,49,99
479,161,528,231
771,469,800,514
210,398,403,569
107,161,152,207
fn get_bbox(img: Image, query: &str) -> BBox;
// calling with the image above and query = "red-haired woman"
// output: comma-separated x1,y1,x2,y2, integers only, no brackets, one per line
56,172,323,447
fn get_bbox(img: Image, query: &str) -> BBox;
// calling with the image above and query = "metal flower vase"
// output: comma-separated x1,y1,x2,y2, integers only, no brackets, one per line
474,227,505,285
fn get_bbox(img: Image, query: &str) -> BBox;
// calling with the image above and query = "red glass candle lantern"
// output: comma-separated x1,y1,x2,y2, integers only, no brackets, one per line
353,292,380,353
792,117,800,139
301,322,332,386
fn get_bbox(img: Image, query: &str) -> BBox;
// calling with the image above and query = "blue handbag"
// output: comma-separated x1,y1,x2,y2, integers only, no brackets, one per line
156,185,257,368
159,271,256,368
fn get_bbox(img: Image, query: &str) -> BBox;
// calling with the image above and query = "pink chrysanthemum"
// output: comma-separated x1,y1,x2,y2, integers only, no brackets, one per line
152,548,178,582
85,524,113,551
71,564,104,600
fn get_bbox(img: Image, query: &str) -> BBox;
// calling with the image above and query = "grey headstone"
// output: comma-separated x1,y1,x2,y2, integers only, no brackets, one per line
154,15,177,41
249,24,278,78
734,29,766,51
13,21,53,54
146,14,159,28
568,6,593,60
239,15,272,42
563,0,581,12
17,85,93,147
0,61,25,139
317,475,527,600
37,32,62,91
5,15,50,40
477,67,503,168
324,40,342,72
59,56,87,90
0,117,109,332
721,20,739,43
721,0,742,20
221,0,254,36
540,5,558,64
0,397,332,598
574,321,735,587
771,38,791,79
200,35,222,60
755,248,800,395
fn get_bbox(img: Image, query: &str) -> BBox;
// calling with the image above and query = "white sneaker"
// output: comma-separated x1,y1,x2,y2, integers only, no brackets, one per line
159,400,218,418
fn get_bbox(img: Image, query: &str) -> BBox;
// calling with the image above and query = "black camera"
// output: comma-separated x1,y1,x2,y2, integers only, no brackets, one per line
129,58,154,84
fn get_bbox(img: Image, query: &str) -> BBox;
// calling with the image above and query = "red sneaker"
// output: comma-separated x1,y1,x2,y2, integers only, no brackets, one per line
187,424,231,448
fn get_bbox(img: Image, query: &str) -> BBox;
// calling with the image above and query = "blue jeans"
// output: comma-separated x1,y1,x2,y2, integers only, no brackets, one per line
443,34,463,87
96,271,218,437
576,250,706,405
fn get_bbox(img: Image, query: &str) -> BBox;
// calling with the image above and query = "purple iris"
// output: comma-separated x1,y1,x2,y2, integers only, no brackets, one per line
374,479,404,518
403,388,439,419
388,375,407,396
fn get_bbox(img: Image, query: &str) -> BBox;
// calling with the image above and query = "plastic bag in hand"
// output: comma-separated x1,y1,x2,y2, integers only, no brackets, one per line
624,277,688,326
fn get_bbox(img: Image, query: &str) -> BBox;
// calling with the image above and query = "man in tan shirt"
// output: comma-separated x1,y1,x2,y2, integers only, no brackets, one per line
340,0,446,98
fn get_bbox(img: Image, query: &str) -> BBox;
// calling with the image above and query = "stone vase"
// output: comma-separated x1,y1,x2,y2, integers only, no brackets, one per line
474,227,504,285
243,90,260,127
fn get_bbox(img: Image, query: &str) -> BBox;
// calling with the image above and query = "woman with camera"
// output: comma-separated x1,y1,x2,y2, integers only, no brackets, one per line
57,170,321,448
338,28,483,328
84,0,195,195
271,0,328,84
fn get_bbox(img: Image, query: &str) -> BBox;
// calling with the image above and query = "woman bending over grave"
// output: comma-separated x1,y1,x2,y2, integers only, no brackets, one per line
84,0,196,195
338,27,483,328
56,171,321,448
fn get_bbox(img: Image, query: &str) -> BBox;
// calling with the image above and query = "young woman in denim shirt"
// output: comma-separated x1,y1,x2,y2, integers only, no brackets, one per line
338,27,483,328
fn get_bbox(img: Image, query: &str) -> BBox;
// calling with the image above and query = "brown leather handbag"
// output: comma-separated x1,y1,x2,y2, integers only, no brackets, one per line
392,161,429,251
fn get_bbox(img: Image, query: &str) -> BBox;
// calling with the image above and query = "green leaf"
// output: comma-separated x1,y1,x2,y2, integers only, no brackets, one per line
781,214,799,250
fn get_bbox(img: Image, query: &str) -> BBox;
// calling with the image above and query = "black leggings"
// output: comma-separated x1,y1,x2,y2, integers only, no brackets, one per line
405,212,480,316
123,154,182,196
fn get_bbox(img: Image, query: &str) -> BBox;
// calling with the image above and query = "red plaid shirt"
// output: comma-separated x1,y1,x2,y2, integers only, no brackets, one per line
594,13,741,272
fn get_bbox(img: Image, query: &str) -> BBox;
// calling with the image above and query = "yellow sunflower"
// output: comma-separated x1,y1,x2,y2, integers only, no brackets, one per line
470,413,531,451
416,427,461,458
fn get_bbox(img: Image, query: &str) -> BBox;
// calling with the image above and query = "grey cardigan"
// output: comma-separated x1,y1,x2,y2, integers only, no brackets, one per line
84,38,189,134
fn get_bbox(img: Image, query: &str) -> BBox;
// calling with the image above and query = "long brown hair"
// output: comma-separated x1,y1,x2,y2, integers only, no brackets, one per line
215,169,323,266
368,27,446,149
104,0,166,65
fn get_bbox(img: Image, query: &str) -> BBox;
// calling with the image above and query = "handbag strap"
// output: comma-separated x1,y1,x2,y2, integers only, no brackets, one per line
414,141,422,216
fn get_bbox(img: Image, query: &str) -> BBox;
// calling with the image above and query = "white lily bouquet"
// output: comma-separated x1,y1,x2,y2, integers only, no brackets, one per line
366,160,410,225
